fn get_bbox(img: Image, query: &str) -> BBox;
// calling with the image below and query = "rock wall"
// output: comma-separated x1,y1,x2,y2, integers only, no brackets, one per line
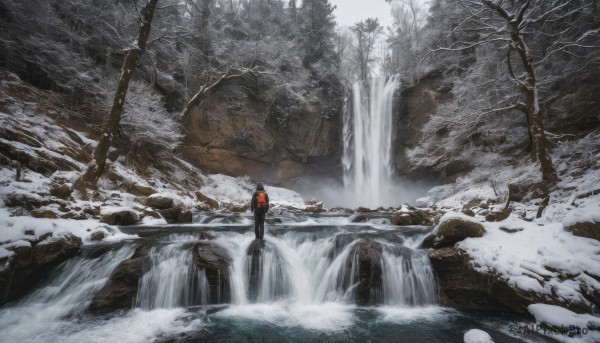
181,80,343,185
393,71,455,180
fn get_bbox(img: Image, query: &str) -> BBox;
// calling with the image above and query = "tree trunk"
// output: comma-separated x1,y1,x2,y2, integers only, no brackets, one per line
484,0,559,185
77,0,159,190
510,26,559,185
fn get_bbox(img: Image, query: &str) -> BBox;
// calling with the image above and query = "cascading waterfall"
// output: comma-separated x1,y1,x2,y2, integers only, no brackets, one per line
136,244,210,309
0,215,445,342
218,231,437,306
343,76,400,208
381,247,438,306
0,246,135,342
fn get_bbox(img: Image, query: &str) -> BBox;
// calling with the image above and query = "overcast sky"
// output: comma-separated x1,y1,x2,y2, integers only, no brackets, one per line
329,0,394,29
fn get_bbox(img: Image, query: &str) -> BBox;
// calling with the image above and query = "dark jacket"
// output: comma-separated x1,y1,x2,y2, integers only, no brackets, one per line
250,191,269,213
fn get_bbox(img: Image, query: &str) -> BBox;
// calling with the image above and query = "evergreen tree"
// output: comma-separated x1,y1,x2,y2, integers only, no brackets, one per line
298,0,337,67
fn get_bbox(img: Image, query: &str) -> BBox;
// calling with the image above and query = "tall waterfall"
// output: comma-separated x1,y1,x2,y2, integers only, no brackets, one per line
343,76,400,208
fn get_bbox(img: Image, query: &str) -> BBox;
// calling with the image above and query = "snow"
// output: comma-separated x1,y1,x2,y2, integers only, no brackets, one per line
200,174,306,210
100,206,137,216
0,207,136,245
527,304,600,343
463,329,494,343
457,216,600,304
433,211,482,234
0,247,14,259
563,201,600,227
528,304,600,329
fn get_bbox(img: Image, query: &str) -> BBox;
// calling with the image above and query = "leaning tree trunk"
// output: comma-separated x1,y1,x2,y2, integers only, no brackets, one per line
510,28,559,185
77,0,159,190
485,0,559,185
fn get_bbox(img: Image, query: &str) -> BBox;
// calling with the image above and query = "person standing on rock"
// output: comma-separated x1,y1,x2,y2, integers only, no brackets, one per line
250,182,269,240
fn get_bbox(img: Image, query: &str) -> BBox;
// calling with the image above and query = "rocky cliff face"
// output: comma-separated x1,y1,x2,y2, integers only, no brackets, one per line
181,77,343,186
393,71,455,180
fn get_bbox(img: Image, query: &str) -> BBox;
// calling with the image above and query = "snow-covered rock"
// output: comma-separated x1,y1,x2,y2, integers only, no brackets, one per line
146,193,175,209
563,201,600,241
421,212,485,249
528,304,600,342
463,329,494,343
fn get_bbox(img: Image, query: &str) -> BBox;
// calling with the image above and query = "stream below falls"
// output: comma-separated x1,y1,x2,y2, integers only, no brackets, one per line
0,213,555,342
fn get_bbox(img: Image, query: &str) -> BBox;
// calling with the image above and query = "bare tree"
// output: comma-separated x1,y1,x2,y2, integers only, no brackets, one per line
420,0,600,185
77,0,160,190
180,66,259,122
351,18,383,80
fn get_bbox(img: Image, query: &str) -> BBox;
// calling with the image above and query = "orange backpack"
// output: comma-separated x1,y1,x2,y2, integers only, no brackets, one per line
256,192,267,208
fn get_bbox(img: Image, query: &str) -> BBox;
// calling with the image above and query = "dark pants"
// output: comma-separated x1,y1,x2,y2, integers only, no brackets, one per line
254,208,266,240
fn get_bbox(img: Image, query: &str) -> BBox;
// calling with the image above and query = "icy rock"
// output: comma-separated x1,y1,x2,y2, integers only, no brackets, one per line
195,191,220,210
304,200,326,213
145,194,174,209
464,329,494,343
129,183,157,197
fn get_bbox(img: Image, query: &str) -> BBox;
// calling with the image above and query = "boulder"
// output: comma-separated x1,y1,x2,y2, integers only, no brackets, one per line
565,222,600,241
390,213,412,226
130,183,157,197
195,192,220,209
101,209,139,226
146,194,174,209
193,241,232,304
508,182,548,203
351,214,368,223
1,233,82,305
304,200,326,213
88,247,148,315
31,209,59,219
485,208,512,222
421,216,485,249
347,241,383,306
4,192,42,210
32,233,81,266
429,247,592,313
390,210,436,226
49,183,71,199
178,210,193,223
156,207,193,223
225,203,250,213
90,230,106,242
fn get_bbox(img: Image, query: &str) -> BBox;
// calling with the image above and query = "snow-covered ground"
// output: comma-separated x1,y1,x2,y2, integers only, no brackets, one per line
527,304,600,343
424,131,600,340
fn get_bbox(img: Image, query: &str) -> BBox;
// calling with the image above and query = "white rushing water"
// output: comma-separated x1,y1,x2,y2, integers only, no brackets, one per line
0,217,440,341
343,76,400,208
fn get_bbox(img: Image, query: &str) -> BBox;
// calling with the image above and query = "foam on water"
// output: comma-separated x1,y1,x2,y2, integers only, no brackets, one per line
216,302,356,331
